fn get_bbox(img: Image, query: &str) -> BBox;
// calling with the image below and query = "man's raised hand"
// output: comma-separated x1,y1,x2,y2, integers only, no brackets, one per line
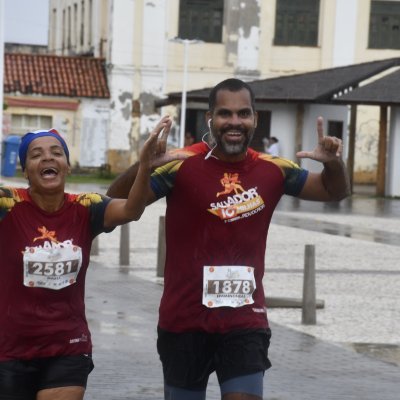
296,116,343,164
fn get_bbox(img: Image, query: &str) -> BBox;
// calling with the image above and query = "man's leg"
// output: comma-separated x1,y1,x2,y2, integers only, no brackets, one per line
220,371,264,400
157,328,214,400
164,384,206,400
216,329,271,400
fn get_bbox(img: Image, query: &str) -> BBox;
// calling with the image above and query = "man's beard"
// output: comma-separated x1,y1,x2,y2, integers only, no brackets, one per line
217,130,254,155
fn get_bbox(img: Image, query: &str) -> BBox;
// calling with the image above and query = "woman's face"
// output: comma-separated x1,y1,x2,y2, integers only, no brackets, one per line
24,136,70,192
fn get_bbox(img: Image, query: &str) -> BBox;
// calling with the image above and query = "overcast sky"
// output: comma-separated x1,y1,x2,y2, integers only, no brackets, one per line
4,0,49,45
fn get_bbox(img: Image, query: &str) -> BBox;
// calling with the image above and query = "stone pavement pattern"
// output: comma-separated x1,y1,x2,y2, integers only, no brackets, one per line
84,261,399,400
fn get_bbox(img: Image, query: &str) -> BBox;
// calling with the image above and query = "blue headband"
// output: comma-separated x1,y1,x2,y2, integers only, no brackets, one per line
19,129,70,171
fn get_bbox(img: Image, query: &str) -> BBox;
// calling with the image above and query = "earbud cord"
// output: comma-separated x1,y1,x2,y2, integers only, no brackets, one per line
202,131,218,160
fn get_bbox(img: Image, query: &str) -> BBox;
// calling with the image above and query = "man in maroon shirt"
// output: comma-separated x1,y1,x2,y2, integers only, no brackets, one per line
107,78,350,400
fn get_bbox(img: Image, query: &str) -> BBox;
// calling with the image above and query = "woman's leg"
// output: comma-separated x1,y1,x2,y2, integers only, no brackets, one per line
37,386,85,400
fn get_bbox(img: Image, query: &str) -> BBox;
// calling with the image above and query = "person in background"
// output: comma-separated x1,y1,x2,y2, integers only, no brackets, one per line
184,131,196,147
0,125,174,400
266,136,280,156
106,78,350,400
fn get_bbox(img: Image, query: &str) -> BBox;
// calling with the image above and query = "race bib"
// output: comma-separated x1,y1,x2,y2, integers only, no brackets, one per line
203,265,256,308
23,244,83,290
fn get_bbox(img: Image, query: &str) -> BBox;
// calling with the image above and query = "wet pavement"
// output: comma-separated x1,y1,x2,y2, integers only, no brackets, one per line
272,213,400,246
277,191,400,218
84,262,400,400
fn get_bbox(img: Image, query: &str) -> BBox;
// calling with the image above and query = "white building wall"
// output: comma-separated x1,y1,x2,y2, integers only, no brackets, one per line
107,0,135,159
264,104,297,160
332,0,357,67
387,107,400,197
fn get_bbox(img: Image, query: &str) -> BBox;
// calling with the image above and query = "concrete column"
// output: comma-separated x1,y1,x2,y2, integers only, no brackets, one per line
119,223,130,266
302,244,316,325
386,107,400,196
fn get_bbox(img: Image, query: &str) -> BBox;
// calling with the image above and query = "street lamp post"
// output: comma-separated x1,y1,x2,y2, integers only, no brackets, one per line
170,38,203,148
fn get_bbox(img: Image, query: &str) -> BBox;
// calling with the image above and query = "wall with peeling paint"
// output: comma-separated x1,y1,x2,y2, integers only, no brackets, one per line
79,99,110,167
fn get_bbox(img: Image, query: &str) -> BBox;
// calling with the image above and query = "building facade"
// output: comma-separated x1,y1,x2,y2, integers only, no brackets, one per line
43,0,400,182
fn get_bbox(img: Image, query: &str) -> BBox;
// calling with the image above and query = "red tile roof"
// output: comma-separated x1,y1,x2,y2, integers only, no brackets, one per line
4,53,110,99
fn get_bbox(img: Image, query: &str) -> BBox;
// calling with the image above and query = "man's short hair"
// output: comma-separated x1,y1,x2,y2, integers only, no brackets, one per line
208,78,256,112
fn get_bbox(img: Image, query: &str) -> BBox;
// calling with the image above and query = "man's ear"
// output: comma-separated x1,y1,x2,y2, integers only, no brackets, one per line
254,111,258,128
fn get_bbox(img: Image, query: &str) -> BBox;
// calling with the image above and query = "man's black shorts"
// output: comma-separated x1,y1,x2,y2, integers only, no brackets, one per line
157,327,272,390
0,354,94,400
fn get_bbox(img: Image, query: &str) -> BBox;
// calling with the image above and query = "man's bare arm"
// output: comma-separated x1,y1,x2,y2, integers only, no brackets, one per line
106,136,189,200
299,160,350,202
106,162,139,199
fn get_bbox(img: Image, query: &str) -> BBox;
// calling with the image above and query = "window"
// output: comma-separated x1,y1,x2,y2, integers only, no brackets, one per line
252,111,271,153
178,0,223,43
274,0,320,46
369,0,400,49
11,115,52,136
327,120,343,140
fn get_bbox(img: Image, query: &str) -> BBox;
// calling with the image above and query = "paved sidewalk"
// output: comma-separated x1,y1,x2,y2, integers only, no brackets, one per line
84,261,399,400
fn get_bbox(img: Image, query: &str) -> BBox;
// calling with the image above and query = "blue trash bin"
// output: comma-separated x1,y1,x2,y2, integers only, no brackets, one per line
1,135,21,177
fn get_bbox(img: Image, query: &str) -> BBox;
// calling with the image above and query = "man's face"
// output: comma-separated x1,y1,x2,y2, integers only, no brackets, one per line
207,88,257,162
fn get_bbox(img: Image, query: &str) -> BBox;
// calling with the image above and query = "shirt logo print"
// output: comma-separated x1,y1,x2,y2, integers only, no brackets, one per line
208,173,265,222
217,173,245,197
33,226,59,243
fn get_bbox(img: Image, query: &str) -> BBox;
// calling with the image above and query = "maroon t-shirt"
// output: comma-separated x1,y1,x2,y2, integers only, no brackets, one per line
151,145,308,333
0,188,111,361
